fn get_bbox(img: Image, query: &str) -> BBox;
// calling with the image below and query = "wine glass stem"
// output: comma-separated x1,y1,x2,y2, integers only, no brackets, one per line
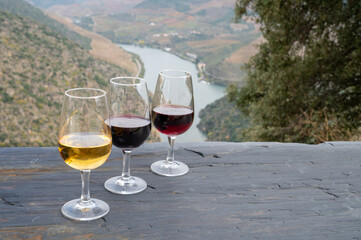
80,170,91,205
166,136,176,164
121,150,132,181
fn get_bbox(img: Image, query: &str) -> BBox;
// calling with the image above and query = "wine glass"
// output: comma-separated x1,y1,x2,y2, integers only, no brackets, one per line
151,70,194,177
104,77,151,194
58,88,112,221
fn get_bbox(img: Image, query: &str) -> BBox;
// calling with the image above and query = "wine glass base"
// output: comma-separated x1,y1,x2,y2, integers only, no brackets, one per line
151,160,189,177
104,176,147,195
61,198,109,221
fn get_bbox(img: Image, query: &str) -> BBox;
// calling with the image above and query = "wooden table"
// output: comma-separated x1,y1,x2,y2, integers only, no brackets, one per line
1,141,361,239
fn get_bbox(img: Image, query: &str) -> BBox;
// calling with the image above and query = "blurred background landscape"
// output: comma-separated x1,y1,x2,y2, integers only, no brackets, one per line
0,0,359,147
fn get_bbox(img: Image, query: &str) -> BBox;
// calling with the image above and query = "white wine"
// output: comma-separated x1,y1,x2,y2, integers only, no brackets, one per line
58,132,112,170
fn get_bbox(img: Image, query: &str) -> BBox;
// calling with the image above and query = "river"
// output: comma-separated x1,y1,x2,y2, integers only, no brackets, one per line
120,44,226,142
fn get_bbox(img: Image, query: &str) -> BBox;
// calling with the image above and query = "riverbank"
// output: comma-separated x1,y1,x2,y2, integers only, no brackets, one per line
128,43,233,87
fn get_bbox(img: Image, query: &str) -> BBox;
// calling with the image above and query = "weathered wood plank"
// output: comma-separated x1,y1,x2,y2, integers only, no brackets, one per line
0,142,361,239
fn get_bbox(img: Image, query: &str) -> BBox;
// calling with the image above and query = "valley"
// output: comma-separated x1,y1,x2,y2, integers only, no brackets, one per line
36,0,261,85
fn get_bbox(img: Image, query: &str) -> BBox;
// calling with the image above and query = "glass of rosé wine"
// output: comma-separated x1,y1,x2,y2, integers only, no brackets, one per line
151,70,194,177
58,88,112,221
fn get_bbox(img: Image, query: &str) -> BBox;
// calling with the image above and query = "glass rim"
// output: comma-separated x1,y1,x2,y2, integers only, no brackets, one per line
65,88,106,99
110,77,146,86
159,69,191,78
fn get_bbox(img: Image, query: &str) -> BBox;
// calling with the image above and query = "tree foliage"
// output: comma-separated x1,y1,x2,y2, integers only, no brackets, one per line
228,0,361,143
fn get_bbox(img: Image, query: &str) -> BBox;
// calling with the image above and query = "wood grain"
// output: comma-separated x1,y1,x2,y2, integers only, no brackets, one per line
0,142,361,239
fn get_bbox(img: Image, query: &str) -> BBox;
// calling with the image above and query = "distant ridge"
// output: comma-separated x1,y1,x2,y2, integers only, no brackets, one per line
134,0,194,11
25,0,77,9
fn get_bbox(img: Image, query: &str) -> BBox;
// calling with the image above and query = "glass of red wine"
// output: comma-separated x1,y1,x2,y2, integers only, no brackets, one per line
151,70,194,177
104,77,151,194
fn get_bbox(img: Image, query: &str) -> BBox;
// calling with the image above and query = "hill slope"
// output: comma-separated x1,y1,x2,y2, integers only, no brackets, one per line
197,96,249,141
0,11,129,147
0,0,91,49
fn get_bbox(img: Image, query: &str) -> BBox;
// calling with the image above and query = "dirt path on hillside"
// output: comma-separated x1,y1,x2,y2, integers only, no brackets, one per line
47,13,139,76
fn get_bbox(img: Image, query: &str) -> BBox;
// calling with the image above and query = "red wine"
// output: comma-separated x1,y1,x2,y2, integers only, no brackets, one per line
106,115,151,149
152,105,194,136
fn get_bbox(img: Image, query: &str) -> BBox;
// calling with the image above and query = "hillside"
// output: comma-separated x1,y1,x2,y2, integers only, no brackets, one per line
0,11,131,147
197,96,249,142
3,0,139,75
0,0,91,49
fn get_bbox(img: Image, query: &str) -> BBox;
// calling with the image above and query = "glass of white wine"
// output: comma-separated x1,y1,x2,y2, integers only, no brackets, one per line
58,88,112,221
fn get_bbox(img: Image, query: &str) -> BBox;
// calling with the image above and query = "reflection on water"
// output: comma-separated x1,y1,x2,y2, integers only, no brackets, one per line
120,44,226,142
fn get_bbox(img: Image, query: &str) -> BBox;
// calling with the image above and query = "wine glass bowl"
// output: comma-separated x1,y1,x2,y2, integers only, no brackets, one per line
58,133,111,170
58,88,111,221
150,70,194,177
104,77,151,195
152,105,194,136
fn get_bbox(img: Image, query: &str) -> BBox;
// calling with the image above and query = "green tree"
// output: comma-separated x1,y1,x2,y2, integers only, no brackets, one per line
228,0,361,143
